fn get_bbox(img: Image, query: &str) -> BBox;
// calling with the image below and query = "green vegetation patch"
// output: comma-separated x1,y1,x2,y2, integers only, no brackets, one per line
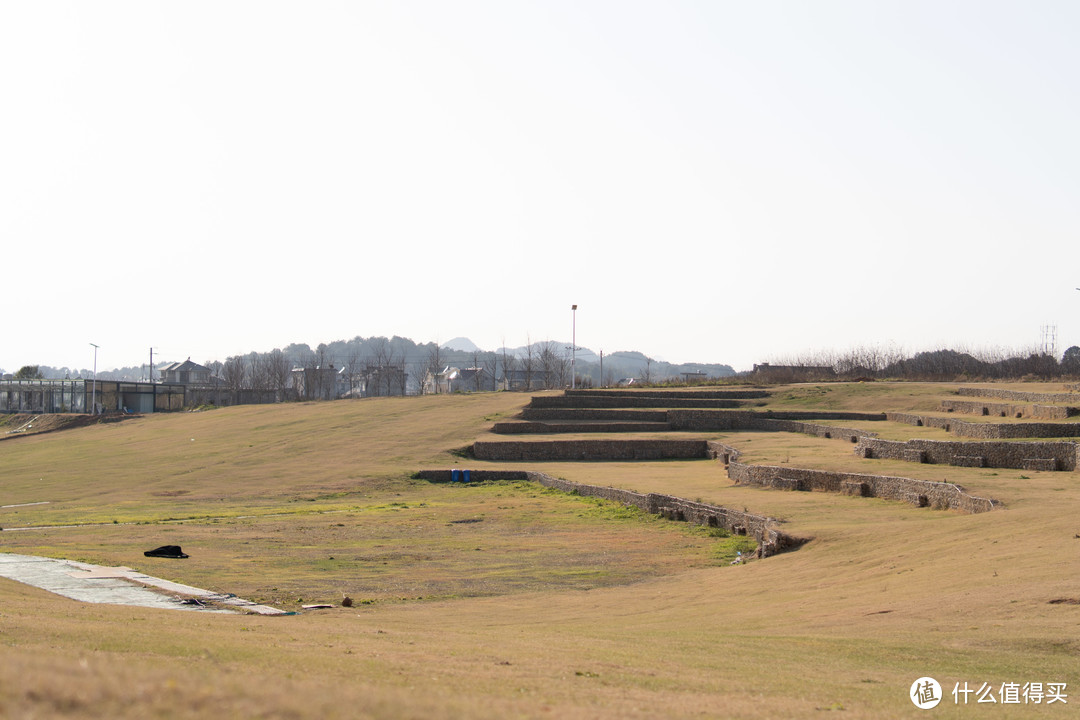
1,475,748,612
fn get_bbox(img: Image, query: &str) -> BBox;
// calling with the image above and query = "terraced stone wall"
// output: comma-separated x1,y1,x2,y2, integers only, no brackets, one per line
956,387,1080,407
668,410,879,442
940,400,1070,420
413,469,805,557
855,437,1079,471
563,389,770,400
492,421,671,434
888,413,1080,439
725,461,999,513
887,413,954,431
471,439,710,461
528,396,744,409
520,408,669,422
706,440,742,466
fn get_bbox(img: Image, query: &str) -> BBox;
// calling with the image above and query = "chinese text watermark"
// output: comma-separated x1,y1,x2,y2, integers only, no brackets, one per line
911,678,1067,709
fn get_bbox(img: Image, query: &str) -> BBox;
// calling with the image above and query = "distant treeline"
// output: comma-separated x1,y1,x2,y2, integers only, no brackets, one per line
755,345,1080,382
17,335,735,390
19,340,1077,388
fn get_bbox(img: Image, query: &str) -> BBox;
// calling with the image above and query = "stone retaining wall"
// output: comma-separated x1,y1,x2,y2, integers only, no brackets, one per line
888,412,1080,439
528,396,746,409
705,440,741,465
471,439,710,461
667,410,880,442
725,461,999,513
887,413,954,431
668,409,885,427
564,389,770,400
521,408,670,422
956,387,1080,407
492,421,671,434
940,399,1071,420
412,469,806,557
854,437,1078,470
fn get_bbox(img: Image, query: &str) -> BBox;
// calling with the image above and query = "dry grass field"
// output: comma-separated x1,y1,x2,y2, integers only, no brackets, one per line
1,383,1077,718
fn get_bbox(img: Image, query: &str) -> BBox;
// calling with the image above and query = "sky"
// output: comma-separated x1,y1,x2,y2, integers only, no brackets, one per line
2,1,1079,374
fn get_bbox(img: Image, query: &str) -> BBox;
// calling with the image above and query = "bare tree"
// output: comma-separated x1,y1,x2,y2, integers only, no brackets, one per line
203,359,220,375
248,352,269,392
313,344,335,399
470,351,483,391
412,357,430,395
345,347,364,395
523,334,536,391
363,337,405,397
366,338,389,396
222,355,246,401
425,343,444,394
501,342,517,391
483,352,498,392
265,349,292,401
539,341,568,389
397,355,409,396
381,344,399,396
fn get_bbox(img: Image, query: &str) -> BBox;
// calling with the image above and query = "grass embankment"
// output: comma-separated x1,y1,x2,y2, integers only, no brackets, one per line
2,384,1078,718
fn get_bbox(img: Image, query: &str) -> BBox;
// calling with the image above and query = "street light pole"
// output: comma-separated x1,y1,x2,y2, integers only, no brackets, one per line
89,343,99,415
571,304,577,389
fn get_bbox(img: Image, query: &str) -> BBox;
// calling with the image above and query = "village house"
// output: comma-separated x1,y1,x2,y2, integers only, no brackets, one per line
158,359,212,385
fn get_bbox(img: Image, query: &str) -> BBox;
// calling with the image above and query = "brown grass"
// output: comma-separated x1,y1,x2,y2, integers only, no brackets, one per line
2,385,1078,718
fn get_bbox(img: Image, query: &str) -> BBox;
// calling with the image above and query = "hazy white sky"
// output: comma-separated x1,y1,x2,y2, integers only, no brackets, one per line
3,1,1078,373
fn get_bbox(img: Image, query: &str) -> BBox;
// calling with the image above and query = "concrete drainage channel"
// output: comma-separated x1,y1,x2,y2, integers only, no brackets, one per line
0,553,287,615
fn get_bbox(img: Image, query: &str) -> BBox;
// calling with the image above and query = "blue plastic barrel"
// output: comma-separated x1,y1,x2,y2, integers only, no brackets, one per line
463,469,471,483
451,469,461,482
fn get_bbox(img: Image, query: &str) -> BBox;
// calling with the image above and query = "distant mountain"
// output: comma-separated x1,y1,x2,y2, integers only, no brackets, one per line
492,343,733,382
441,337,481,353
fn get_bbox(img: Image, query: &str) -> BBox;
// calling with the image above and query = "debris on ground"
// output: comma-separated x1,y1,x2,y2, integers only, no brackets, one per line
144,545,190,559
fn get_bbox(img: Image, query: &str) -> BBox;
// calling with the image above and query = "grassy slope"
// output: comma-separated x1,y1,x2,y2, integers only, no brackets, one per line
1,385,1078,718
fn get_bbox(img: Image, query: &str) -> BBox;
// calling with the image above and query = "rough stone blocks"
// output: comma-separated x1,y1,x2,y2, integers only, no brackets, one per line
774,477,807,491
905,493,929,507
951,455,985,468
840,480,871,497
902,449,926,463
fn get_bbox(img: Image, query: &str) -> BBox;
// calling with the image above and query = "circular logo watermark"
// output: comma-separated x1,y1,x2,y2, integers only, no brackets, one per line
911,677,943,709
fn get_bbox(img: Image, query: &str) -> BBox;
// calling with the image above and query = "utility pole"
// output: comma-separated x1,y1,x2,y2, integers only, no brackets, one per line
569,304,578,389
89,343,99,415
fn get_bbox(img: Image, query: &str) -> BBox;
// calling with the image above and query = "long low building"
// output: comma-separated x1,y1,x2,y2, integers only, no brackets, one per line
0,378,185,414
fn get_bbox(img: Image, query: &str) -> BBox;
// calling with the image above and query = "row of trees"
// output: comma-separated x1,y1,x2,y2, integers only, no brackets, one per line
760,345,1080,382
14,340,1080,391
209,342,1080,396
205,336,582,399
7,334,735,390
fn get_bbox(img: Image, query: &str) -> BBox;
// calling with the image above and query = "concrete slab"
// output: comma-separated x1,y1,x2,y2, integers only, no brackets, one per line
0,553,286,615
67,567,135,579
